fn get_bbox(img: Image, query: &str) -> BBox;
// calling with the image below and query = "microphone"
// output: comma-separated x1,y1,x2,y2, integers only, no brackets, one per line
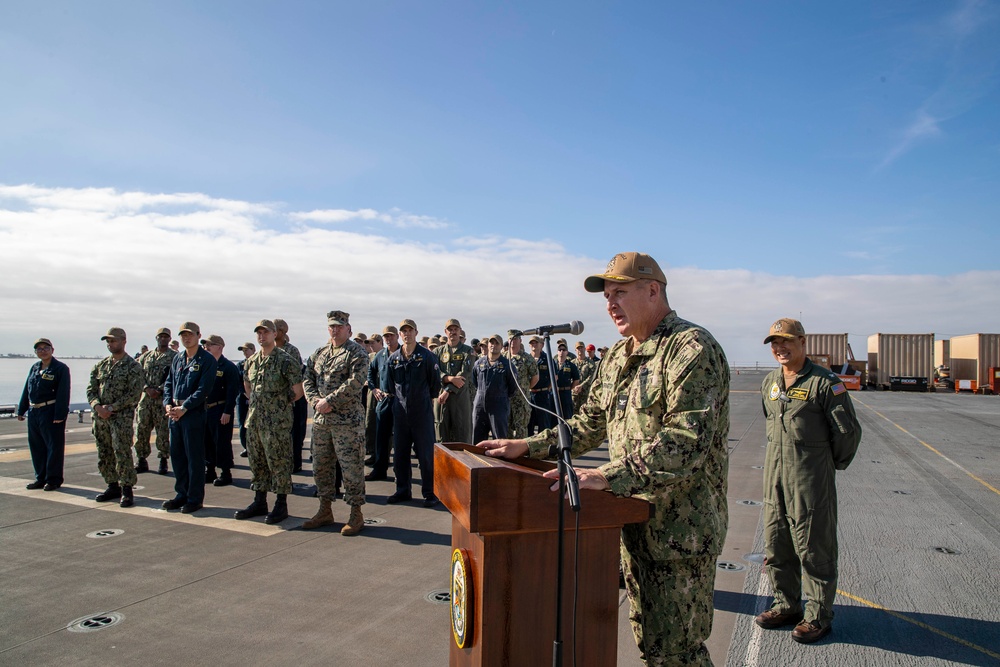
513,321,584,337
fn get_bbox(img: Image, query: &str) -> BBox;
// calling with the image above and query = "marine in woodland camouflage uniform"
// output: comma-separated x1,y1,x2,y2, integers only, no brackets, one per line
301,310,370,534
134,327,176,471
484,252,730,667
87,327,145,504
504,331,539,439
235,319,304,525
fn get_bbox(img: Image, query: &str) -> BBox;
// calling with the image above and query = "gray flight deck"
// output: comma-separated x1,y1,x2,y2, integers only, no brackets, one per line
1,370,998,666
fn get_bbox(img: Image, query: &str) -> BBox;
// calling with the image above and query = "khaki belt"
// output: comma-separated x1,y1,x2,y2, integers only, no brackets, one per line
30,400,56,409
206,401,223,409
530,388,549,393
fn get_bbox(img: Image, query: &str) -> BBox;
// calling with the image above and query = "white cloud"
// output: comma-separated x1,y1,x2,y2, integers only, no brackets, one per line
1,184,998,370
290,206,449,229
290,208,379,224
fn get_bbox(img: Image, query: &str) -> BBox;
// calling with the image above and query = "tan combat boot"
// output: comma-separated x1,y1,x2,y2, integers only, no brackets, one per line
301,498,334,530
340,505,364,536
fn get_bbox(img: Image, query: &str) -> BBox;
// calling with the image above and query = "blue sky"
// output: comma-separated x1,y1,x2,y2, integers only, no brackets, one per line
1,1,998,363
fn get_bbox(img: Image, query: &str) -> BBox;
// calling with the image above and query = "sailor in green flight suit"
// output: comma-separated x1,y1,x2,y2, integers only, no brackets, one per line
756,318,861,644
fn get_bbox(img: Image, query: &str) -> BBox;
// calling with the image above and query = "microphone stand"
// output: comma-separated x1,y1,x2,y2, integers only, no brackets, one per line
541,333,581,667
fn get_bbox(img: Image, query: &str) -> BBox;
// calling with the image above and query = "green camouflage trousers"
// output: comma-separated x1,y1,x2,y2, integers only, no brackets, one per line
507,398,531,440
621,548,716,667
247,412,293,495
134,392,169,459
312,421,366,506
94,414,138,488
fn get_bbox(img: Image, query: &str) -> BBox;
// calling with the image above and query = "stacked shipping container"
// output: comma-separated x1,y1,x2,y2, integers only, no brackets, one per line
867,334,934,390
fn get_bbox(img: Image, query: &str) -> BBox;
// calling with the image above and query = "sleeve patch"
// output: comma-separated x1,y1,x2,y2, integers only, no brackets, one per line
831,383,847,396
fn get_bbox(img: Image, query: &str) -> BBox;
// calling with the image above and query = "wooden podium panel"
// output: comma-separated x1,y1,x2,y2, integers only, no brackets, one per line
434,443,652,667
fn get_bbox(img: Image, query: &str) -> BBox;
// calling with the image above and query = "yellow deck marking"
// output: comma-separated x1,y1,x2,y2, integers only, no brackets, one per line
854,398,1000,498
837,589,1000,660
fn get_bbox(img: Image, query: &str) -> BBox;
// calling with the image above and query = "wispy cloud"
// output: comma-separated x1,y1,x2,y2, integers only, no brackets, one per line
877,0,998,169
2,184,998,366
878,110,943,169
290,207,449,229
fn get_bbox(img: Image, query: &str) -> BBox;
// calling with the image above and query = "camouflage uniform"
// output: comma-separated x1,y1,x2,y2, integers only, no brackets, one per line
87,355,145,488
435,343,475,444
526,312,730,666
761,358,861,630
134,348,176,461
572,355,598,413
505,349,538,440
303,339,369,506
244,348,302,495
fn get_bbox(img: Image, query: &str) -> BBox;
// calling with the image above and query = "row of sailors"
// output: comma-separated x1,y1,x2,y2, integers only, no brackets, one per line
16,317,604,532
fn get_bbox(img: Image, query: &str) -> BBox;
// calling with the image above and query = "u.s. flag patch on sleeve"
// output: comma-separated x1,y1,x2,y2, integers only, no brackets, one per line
831,383,847,396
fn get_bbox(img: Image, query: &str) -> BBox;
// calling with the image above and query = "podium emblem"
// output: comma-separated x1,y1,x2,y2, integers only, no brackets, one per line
451,548,473,648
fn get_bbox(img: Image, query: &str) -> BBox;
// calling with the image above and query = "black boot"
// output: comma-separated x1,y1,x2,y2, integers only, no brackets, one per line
135,457,149,474
157,457,168,475
234,491,268,520
213,469,233,487
205,466,217,483
95,484,122,502
264,494,288,524
119,486,134,508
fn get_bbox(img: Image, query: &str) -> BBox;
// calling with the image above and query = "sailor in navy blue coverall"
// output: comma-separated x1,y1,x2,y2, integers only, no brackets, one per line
201,335,241,486
17,338,71,490
387,320,441,505
471,334,518,444
162,323,217,510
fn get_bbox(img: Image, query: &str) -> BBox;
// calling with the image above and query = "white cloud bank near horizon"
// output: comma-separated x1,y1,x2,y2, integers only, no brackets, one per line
2,184,998,365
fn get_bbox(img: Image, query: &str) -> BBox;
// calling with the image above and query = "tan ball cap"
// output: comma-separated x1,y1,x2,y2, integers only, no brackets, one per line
178,322,200,335
445,318,462,330
584,252,667,293
399,319,417,331
200,334,225,347
100,327,127,341
486,333,503,345
382,325,399,336
237,342,256,351
254,319,277,333
156,327,171,337
33,337,53,349
763,318,806,344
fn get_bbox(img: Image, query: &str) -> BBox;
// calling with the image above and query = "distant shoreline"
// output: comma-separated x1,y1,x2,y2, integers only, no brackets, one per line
0,355,103,359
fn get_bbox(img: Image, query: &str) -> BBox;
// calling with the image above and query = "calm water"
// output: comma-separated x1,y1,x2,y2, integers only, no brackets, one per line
0,357,102,406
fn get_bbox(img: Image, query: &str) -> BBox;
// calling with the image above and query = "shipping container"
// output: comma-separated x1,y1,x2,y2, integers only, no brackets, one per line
867,333,934,390
934,340,950,368
948,334,1000,389
805,334,849,369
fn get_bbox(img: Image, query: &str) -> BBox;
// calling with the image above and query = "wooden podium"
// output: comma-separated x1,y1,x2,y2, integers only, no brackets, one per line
434,443,652,667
